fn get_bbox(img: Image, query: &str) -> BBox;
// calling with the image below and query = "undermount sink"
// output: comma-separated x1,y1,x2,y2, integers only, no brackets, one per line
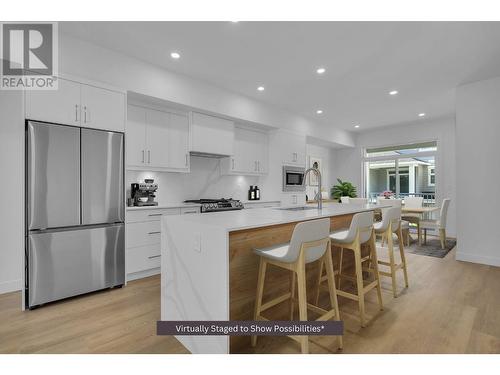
275,206,319,211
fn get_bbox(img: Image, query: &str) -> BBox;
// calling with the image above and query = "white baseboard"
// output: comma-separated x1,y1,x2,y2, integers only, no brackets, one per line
455,252,500,267
0,279,22,295
126,267,160,282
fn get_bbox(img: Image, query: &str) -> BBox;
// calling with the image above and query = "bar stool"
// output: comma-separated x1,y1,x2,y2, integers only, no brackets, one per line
251,218,342,354
374,206,409,298
319,211,383,328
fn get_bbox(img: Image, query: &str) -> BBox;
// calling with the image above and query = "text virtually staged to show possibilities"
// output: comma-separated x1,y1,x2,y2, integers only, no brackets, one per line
1,4,500,371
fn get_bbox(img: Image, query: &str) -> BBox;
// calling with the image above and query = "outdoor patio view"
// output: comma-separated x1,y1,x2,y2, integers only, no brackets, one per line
364,142,437,205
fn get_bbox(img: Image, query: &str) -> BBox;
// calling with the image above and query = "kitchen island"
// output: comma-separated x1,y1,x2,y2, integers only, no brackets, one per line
160,203,382,354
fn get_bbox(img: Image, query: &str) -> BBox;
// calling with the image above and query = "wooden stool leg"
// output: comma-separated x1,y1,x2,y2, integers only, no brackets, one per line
424,229,427,244
314,259,323,305
337,247,344,290
370,233,384,311
296,259,309,354
398,227,409,288
324,247,343,350
251,258,267,347
386,229,398,298
381,233,385,247
354,245,366,327
290,271,296,320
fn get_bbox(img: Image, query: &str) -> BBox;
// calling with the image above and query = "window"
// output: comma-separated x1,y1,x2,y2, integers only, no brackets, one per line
428,167,436,186
363,141,437,204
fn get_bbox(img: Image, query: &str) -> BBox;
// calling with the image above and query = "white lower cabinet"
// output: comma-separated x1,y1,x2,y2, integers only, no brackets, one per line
125,206,200,281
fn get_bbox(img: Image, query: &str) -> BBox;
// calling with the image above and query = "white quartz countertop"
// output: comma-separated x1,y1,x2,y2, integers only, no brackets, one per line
126,203,202,211
163,202,385,232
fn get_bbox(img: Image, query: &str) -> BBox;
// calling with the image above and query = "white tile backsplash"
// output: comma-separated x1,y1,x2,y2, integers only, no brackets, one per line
126,156,261,204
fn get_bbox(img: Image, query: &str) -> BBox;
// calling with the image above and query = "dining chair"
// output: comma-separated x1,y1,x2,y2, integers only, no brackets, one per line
402,196,424,244
419,199,451,249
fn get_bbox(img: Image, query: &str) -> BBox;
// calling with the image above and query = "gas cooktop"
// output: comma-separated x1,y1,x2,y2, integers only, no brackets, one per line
184,198,244,213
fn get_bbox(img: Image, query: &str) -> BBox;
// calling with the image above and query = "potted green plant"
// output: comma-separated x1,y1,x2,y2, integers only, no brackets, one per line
331,179,357,200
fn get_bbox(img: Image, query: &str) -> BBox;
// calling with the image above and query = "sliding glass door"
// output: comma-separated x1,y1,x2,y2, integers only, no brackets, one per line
363,142,437,204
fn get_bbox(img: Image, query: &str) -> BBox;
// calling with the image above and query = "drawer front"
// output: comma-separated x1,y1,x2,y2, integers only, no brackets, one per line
126,245,161,274
126,208,181,223
180,207,200,214
127,221,161,248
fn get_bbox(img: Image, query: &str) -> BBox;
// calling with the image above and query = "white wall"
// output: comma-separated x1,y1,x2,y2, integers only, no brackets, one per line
0,89,24,294
331,116,457,237
306,143,334,199
59,34,355,148
127,156,262,204
455,76,500,266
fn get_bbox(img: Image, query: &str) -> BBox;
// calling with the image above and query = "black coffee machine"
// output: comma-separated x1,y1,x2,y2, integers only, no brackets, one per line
131,179,158,206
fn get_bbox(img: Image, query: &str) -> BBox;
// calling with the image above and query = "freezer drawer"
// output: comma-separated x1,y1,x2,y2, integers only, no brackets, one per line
81,128,124,225
28,224,125,307
27,121,81,230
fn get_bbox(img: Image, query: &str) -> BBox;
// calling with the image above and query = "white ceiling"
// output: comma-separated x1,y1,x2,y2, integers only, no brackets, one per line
61,22,500,131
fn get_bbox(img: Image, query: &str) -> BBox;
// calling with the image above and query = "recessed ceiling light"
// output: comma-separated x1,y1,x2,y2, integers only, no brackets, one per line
170,52,180,59
354,125,360,128
316,67,326,74
316,109,323,114
257,86,265,92
418,113,426,117
389,90,399,95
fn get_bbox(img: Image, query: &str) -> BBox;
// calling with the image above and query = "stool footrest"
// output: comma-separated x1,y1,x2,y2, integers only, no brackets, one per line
336,289,360,301
363,280,379,293
260,292,292,313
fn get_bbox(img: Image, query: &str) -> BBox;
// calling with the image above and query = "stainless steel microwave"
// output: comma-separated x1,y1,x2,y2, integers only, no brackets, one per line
283,165,305,192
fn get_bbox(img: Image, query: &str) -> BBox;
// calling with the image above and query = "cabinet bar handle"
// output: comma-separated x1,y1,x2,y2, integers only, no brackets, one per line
148,213,162,217
83,106,87,123
148,231,161,235
148,255,161,259
75,104,79,122
148,150,151,163
185,153,188,166
183,211,197,214
142,150,145,163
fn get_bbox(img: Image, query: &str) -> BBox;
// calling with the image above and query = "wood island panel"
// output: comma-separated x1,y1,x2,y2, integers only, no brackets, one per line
228,213,371,353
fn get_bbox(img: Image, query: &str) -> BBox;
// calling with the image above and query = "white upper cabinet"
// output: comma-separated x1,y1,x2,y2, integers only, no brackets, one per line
276,129,306,166
190,112,234,156
168,113,190,169
145,109,170,169
25,77,125,132
80,84,125,132
25,78,81,126
221,126,268,175
126,105,190,172
126,106,147,167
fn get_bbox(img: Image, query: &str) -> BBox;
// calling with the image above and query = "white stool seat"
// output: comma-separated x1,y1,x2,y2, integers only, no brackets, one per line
329,229,350,243
254,244,293,262
401,220,410,229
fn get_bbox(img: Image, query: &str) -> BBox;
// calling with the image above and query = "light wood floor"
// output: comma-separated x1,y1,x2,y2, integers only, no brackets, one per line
1,241,499,354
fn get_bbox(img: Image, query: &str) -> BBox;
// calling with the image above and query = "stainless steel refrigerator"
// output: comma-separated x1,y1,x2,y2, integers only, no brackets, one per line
26,121,125,309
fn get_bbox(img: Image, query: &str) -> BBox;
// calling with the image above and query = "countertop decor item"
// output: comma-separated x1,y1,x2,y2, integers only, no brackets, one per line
331,178,357,200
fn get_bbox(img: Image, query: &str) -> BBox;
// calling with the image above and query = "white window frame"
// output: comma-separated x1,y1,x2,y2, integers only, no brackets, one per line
361,141,438,199
428,166,436,187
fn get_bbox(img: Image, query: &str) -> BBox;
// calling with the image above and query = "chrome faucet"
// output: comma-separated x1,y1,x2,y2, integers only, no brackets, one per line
302,167,322,210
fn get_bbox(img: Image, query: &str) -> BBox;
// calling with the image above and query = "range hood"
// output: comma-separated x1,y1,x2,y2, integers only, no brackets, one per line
189,151,230,159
